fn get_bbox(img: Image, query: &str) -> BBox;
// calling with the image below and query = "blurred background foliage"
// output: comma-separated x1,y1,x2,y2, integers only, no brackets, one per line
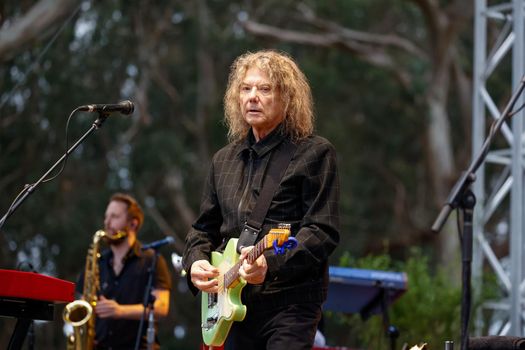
0,0,509,348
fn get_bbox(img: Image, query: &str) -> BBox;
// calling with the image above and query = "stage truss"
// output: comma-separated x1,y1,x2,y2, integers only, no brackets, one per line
472,0,525,336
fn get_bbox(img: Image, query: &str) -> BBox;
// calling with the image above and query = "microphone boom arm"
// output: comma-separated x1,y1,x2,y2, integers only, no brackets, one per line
0,110,110,230
432,75,525,233
431,75,525,350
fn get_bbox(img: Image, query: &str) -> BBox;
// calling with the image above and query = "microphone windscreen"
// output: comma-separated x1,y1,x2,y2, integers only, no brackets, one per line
120,100,134,115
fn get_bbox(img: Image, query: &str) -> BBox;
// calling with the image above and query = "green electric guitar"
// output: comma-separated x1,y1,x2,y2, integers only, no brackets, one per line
201,225,295,346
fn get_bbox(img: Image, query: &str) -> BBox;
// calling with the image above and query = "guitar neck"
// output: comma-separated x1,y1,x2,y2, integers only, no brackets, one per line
223,239,268,288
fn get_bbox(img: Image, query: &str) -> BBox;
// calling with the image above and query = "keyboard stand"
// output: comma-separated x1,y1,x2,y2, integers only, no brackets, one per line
1,297,56,350
325,267,408,350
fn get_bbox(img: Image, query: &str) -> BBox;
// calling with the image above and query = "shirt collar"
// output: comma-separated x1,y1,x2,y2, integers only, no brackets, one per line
239,123,288,158
108,240,143,264
129,240,143,258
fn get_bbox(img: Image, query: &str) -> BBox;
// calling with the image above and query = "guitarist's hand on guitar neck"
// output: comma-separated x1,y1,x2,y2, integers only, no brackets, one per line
198,226,296,346
238,246,268,285
190,260,220,293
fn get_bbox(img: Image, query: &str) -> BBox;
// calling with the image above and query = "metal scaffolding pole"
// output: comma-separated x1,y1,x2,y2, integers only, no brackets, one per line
472,0,525,336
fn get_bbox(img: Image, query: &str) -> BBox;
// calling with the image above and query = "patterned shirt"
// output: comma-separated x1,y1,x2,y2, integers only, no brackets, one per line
183,124,340,309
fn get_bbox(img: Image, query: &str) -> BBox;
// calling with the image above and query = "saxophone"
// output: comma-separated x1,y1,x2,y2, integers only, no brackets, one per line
63,230,127,350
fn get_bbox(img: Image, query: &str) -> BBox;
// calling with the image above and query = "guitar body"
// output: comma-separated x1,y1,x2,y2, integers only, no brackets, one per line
201,238,247,346
200,227,293,346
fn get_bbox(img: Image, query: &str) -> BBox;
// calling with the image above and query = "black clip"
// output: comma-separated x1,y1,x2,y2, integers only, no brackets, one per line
237,223,261,254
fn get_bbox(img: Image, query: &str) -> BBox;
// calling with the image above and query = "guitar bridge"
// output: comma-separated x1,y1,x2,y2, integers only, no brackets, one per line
202,293,219,330
201,315,218,330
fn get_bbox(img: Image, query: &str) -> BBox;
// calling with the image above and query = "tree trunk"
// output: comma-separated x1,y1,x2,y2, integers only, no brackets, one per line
0,0,78,61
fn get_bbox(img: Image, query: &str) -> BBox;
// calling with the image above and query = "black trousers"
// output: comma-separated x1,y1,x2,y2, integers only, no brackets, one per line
224,302,322,350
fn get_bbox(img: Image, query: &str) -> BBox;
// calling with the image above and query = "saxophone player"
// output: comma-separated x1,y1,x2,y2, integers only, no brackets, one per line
73,193,172,349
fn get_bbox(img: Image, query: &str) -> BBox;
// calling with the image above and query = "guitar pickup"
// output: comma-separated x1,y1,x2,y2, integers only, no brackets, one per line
208,293,217,308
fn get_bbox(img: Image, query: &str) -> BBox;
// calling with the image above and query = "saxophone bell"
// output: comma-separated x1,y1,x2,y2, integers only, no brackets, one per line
63,299,92,326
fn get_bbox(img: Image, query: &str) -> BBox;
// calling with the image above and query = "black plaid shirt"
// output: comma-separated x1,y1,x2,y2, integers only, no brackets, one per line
183,124,340,309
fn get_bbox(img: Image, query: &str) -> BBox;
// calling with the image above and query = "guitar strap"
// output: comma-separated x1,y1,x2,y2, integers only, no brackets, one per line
236,139,297,254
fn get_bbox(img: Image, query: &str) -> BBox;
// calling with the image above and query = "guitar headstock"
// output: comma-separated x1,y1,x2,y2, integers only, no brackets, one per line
262,224,298,255
264,226,291,248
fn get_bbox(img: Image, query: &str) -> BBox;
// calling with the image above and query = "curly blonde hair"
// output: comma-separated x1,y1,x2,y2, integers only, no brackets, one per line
224,50,314,142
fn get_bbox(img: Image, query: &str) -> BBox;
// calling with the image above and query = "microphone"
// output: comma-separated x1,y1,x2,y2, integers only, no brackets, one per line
141,236,175,251
78,100,134,115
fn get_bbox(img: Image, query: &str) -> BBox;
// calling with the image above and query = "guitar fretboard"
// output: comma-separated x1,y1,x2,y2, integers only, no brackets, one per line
223,239,267,288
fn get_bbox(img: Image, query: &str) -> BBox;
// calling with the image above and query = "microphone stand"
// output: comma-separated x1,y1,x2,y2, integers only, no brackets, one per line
432,75,525,350
0,111,110,230
134,249,159,350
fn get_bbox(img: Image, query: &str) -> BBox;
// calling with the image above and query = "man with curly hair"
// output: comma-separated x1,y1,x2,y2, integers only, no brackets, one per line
183,50,340,349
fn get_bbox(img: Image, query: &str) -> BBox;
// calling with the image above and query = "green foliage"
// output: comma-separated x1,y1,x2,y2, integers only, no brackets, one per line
326,249,483,349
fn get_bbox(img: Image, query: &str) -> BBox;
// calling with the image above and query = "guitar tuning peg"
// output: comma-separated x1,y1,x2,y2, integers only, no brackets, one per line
277,223,291,230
